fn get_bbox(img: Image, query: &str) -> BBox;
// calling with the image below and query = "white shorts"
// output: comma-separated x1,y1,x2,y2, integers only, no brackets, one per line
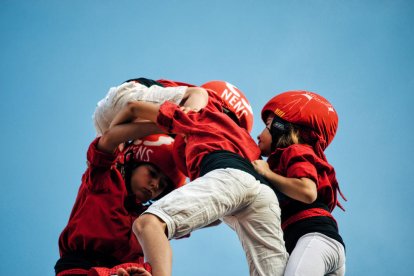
144,168,288,276
93,81,187,135
284,232,346,276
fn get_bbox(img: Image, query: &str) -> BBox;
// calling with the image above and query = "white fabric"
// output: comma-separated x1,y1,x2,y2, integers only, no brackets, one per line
144,168,288,276
93,82,187,135
284,232,346,276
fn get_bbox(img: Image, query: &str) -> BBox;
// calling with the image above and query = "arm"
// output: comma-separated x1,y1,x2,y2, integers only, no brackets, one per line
179,87,209,113
98,121,162,153
110,87,208,133
252,160,317,204
109,101,161,129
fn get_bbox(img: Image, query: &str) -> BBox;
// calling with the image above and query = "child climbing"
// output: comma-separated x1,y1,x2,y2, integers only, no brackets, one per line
113,80,288,276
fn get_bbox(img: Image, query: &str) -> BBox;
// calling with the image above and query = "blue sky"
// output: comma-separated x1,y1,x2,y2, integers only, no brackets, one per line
1,1,413,275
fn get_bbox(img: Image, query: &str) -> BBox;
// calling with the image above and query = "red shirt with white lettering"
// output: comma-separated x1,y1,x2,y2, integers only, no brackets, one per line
58,138,144,263
157,91,260,180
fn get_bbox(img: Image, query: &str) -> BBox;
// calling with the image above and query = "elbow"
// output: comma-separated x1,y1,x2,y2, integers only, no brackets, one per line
96,132,117,153
301,187,317,204
302,192,317,204
126,101,137,111
298,178,317,204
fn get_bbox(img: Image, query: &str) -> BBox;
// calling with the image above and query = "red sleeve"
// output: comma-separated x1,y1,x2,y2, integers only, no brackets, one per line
87,137,118,168
172,135,189,177
85,138,122,192
157,101,203,134
280,145,319,185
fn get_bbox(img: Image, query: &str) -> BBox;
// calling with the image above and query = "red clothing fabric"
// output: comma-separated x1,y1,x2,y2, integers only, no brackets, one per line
156,79,196,88
157,92,261,180
56,268,89,276
89,262,151,276
267,144,340,226
58,138,144,264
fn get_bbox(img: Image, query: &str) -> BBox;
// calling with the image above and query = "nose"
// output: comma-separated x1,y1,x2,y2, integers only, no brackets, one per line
149,178,160,190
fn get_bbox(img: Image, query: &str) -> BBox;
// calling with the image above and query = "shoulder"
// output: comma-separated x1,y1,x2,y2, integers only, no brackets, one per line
283,144,316,157
284,144,335,172
276,144,318,169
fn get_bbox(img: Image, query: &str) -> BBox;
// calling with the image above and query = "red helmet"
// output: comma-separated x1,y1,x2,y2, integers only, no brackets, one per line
261,91,338,153
119,134,186,189
201,81,254,133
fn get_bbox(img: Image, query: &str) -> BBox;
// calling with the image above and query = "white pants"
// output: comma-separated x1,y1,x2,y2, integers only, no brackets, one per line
93,82,187,135
144,168,288,276
284,232,346,276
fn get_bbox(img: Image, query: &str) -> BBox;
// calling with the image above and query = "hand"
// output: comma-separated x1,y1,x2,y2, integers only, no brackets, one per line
179,106,200,114
117,266,152,276
251,160,270,178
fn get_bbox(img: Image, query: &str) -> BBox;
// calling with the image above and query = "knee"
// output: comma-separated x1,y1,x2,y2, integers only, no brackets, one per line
133,214,166,236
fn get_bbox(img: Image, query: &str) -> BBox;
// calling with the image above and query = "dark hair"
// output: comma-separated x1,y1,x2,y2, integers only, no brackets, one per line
223,106,241,126
269,116,303,151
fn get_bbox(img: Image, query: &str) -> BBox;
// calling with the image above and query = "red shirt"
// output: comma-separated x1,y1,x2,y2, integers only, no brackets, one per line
267,144,339,225
157,92,261,180
58,138,143,263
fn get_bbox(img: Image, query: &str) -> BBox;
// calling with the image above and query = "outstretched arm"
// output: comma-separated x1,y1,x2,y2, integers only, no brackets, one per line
98,121,162,153
109,101,161,129
252,160,317,204
109,86,208,127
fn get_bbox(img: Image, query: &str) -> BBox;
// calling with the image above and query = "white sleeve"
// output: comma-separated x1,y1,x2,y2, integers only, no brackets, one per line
92,82,187,135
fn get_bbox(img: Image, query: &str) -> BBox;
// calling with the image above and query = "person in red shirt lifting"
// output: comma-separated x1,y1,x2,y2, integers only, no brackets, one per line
113,81,288,276
252,91,346,275
55,122,186,276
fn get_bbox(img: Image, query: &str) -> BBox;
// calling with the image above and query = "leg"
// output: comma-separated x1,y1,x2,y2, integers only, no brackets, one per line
138,168,277,275
133,214,171,276
145,168,264,239
284,233,346,276
224,184,288,276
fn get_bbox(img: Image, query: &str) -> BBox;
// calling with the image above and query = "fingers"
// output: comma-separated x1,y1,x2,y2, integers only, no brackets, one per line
251,160,268,176
128,267,152,276
117,266,152,276
179,106,200,114
134,267,152,276
117,268,129,276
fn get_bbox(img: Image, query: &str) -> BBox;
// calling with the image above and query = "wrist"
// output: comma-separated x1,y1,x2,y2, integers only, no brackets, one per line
261,169,268,178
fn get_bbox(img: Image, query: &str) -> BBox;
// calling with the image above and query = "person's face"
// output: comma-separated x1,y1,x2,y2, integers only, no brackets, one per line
257,114,274,157
130,164,169,202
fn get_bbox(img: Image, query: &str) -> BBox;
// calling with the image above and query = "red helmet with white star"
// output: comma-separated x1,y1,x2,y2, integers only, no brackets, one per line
261,91,338,151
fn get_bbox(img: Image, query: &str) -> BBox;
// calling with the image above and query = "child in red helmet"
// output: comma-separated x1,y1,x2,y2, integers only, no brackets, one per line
252,91,346,276
55,117,186,276
114,80,288,276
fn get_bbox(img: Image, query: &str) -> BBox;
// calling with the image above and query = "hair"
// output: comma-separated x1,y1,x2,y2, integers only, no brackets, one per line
273,125,303,148
222,106,241,127
268,115,305,152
